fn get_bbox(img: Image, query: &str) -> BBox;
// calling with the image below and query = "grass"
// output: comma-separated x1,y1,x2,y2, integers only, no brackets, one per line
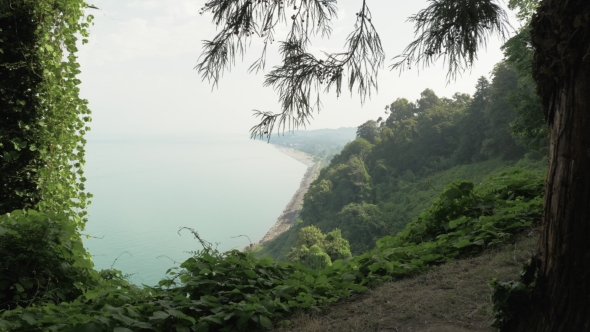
272,228,539,332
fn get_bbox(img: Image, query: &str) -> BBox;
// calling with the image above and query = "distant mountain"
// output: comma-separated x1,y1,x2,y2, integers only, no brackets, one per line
265,127,357,162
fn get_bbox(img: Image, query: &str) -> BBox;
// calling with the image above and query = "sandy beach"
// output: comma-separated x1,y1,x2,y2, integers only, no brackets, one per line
249,146,319,249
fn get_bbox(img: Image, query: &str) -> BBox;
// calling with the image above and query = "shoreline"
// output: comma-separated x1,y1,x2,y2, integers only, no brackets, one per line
247,146,319,250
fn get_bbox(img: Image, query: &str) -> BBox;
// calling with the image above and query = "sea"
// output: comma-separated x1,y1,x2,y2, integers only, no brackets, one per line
82,134,307,286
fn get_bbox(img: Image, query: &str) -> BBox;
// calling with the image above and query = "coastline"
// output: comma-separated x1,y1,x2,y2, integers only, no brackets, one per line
248,146,319,249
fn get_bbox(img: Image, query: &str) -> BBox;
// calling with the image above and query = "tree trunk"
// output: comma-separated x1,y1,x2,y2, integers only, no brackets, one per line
505,1,590,330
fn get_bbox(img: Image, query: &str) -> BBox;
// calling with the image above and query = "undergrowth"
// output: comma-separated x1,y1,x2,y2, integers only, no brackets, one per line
256,157,546,261
0,167,543,331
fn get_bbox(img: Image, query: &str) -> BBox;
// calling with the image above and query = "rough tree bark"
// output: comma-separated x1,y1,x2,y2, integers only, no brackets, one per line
507,0,590,330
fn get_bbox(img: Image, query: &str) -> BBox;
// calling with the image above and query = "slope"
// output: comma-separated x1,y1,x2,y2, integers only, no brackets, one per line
275,228,538,332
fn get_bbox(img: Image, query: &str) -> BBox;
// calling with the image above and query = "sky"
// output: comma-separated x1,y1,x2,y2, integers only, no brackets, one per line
78,0,518,138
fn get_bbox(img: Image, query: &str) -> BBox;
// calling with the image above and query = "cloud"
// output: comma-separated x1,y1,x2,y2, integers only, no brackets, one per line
81,0,214,65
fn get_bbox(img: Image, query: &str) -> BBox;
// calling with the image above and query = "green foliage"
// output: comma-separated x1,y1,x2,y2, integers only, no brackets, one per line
453,77,490,163
0,210,98,311
508,0,540,23
353,170,542,281
0,169,544,331
330,138,373,166
481,63,528,159
0,0,92,225
501,26,548,153
272,67,546,256
490,257,538,329
356,120,380,143
301,151,373,227
385,98,417,127
336,203,388,254
323,229,353,262
391,0,509,81
289,244,333,270
288,226,352,269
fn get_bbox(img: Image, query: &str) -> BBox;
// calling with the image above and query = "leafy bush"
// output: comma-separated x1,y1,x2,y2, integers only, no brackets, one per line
287,226,352,269
0,210,97,311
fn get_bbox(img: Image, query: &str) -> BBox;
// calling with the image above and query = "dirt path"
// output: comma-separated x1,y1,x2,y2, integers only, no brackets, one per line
249,146,319,249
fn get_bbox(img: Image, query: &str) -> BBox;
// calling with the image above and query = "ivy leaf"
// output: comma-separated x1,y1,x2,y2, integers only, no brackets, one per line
112,314,135,326
15,283,24,293
237,311,254,329
194,321,209,332
454,239,472,248
150,311,169,320
21,312,37,325
243,270,258,279
449,216,467,229
113,328,134,332
444,187,463,200
258,315,274,329
67,323,101,332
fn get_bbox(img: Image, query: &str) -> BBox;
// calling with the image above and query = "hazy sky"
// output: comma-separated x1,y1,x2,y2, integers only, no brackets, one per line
79,0,517,138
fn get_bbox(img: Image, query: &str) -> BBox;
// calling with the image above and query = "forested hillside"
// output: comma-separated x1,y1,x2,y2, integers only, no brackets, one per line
257,55,548,261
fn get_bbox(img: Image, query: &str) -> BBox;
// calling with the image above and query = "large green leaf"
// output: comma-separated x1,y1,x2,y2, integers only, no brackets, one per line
258,315,274,329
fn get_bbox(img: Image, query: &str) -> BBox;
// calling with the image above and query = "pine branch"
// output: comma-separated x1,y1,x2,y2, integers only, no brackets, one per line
390,0,509,81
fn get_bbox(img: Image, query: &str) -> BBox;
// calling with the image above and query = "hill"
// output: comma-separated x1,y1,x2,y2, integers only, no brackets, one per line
265,127,357,163
255,59,548,264
275,228,539,332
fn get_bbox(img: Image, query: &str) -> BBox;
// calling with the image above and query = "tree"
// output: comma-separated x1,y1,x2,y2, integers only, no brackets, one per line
287,225,352,269
481,63,527,159
501,18,548,153
508,1,590,330
384,98,417,128
199,0,590,329
453,76,491,163
356,120,380,143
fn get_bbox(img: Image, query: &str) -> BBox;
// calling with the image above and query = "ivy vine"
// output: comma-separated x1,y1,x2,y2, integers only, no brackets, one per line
0,0,92,227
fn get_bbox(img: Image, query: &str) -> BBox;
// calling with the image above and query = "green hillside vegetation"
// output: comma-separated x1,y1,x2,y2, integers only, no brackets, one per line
257,56,548,261
1,165,544,331
256,157,546,262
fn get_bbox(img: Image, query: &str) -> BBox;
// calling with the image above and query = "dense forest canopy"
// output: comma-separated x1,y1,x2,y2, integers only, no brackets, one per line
271,57,546,257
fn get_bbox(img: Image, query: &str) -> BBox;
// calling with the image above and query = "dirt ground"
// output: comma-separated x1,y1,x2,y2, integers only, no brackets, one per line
273,229,540,332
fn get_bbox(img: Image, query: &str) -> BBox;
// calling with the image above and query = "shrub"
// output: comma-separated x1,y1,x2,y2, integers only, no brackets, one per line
0,210,97,310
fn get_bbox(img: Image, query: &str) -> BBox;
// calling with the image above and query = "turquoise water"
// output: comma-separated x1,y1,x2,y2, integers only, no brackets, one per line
83,134,307,286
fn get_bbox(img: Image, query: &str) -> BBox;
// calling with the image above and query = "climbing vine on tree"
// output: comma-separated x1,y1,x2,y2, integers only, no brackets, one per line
0,0,92,226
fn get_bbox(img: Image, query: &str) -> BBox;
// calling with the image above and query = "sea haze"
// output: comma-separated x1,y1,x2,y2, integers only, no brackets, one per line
83,134,307,286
